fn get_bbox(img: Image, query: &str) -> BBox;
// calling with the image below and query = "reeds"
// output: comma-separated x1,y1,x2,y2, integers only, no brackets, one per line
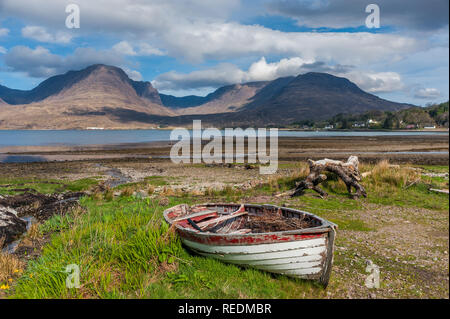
368,160,420,188
0,238,24,283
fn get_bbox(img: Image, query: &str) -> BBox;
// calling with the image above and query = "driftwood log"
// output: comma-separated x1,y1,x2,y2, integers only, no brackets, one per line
291,156,367,199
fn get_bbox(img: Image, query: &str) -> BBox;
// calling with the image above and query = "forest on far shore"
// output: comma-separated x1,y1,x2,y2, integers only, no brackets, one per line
291,101,449,130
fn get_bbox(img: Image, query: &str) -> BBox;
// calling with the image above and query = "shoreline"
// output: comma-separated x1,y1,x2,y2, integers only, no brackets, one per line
0,135,448,166
0,128,448,132
1,130,448,153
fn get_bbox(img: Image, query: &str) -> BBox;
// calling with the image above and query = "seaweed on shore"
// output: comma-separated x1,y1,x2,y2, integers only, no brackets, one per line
0,192,84,221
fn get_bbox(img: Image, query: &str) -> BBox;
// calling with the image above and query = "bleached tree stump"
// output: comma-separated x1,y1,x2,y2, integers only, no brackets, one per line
291,156,367,199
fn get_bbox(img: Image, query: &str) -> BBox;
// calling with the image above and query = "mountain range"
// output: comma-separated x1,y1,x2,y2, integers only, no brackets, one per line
0,64,413,129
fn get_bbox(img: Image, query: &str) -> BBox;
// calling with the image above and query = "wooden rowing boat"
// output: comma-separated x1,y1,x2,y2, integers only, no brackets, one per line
163,203,337,287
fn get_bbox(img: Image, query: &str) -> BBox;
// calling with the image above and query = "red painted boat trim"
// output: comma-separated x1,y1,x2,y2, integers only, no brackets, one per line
176,212,219,229
178,230,326,246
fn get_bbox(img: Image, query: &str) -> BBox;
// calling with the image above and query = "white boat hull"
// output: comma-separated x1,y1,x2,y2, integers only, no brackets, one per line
163,203,337,286
182,235,329,279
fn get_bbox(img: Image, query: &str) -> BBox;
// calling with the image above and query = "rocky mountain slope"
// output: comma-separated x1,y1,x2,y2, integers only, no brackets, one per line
0,65,413,129
0,65,174,129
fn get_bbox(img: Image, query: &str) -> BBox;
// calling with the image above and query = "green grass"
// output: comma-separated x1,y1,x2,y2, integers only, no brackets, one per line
416,165,449,173
11,195,326,299
40,214,76,234
12,196,181,298
366,185,449,211
326,218,372,232
6,163,449,299
144,176,171,187
363,170,449,211
65,178,101,192
0,177,99,195
250,164,449,213
111,176,174,193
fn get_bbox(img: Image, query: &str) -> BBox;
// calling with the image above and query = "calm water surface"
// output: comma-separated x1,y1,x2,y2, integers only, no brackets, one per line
0,129,448,148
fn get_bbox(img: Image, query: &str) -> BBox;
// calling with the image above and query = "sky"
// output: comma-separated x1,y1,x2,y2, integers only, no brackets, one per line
0,0,448,105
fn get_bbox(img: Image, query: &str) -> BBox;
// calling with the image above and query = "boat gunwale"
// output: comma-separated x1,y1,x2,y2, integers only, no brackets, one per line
163,203,337,239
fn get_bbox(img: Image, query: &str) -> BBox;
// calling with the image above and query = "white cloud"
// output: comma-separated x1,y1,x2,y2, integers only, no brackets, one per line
137,43,165,56
267,0,449,31
2,42,165,79
123,68,143,81
0,0,423,64
3,46,124,78
345,71,405,93
160,22,421,64
0,0,239,39
0,46,7,54
414,87,441,99
113,41,165,56
113,41,137,56
245,57,313,81
0,0,446,103
21,25,72,44
0,28,9,37
153,56,405,94
153,63,245,90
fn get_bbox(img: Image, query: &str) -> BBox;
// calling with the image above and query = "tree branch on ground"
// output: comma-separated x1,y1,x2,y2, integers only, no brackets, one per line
291,156,367,199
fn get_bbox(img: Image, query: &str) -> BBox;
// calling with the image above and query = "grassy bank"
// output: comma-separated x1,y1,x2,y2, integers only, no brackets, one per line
10,196,328,298
1,162,448,298
0,177,100,196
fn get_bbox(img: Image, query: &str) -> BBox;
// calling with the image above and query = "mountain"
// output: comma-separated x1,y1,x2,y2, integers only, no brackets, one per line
0,85,31,105
163,72,412,127
0,64,175,129
165,82,269,115
160,81,269,114
229,72,412,125
1,64,164,106
159,94,210,109
0,65,413,129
